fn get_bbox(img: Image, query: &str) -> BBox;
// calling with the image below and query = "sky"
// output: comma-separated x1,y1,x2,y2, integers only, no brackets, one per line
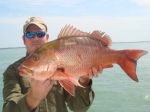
0,0,150,48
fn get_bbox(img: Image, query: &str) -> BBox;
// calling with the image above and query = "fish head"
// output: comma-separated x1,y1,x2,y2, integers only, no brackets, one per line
18,43,57,80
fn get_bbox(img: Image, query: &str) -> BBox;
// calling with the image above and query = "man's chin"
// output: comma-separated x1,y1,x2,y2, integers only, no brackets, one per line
28,47,39,54
35,44,41,48
27,44,43,54
32,44,42,49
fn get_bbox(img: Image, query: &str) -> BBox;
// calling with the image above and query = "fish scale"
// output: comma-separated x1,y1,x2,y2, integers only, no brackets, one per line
18,25,148,96
55,37,110,77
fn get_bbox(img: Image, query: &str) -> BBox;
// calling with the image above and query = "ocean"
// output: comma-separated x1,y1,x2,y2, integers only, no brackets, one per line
0,42,150,112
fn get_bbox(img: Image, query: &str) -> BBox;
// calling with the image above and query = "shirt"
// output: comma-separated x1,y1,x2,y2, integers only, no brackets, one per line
3,57,95,112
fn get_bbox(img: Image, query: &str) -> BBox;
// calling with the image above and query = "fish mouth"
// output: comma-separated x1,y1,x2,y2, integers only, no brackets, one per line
18,64,34,76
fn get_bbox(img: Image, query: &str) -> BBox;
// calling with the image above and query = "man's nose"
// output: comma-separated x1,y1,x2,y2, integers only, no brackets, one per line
33,35,39,40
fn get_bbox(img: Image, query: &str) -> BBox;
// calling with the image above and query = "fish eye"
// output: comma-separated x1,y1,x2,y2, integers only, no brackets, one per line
32,54,39,61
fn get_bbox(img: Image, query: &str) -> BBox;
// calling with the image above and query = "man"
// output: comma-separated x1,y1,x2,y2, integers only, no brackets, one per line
3,17,95,112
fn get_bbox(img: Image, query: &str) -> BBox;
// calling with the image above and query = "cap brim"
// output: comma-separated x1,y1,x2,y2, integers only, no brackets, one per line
24,22,46,33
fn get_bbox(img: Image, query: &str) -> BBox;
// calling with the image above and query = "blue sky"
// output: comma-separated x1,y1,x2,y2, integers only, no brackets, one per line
0,0,150,48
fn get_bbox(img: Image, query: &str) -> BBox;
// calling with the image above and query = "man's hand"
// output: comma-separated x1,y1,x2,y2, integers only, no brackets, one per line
79,67,101,86
26,79,53,111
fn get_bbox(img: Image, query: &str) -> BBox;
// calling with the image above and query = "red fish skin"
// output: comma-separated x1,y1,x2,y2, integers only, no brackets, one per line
55,45,147,81
18,36,148,96
18,24,148,96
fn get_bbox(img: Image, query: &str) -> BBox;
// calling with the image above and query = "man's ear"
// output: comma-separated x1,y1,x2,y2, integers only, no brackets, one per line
22,35,25,44
46,34,49,40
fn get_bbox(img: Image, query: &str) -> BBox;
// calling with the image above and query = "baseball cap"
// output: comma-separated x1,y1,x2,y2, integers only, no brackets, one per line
23,16,47,33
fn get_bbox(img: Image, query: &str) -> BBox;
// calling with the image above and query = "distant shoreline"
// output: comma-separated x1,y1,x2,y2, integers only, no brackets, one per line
0,41,150,49
113,41,150,44
0,47,25,49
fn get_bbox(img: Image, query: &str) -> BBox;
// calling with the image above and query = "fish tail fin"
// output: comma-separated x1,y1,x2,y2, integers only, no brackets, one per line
118,50,148,82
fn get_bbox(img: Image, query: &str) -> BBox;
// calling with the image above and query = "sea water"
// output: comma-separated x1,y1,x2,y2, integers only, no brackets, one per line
0,42,150,112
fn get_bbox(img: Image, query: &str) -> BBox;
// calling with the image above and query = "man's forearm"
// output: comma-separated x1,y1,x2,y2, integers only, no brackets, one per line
3,95,32,112
26,90,41,111
66,79,94,111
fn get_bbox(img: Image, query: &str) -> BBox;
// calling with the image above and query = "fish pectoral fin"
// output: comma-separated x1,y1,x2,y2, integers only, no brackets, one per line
59,80,75,96
53,71,84,87
51,70,66,80
55,71,84,96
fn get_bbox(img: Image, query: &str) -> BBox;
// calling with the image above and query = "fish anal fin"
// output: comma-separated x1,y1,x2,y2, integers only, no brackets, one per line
59,80,75,96
88,66,103,78
91,30,112,47
88,64,113,78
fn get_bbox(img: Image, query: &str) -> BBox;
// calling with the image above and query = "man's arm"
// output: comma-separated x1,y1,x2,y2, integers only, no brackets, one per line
64,66,100,112
64,77,95,112
25,79,53,111
3,64,54,112
3,65,31,112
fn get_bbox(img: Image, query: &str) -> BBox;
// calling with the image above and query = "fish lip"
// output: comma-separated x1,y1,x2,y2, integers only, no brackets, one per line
18,64,33,74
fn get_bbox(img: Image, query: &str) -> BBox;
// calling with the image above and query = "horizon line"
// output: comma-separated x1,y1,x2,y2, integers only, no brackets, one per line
0,41,150,49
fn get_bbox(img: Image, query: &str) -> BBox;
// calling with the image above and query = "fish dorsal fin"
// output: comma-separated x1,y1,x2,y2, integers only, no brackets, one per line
58,25,90,38
91,30,112,47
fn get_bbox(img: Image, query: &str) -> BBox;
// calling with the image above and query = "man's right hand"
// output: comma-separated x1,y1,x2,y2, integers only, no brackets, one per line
26,79,53,111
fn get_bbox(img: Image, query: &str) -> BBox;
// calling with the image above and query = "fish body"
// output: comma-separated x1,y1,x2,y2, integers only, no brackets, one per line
18,25,147,96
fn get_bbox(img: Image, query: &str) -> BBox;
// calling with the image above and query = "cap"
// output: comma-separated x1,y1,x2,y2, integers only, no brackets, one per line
23,16,47,33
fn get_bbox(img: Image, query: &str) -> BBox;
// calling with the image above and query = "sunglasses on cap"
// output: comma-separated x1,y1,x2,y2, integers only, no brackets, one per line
25,31,46,39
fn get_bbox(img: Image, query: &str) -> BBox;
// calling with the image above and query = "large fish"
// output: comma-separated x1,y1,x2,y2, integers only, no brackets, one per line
18,25,147,96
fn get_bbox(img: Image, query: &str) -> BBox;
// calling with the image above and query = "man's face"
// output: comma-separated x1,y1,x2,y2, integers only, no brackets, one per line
23,24,49,54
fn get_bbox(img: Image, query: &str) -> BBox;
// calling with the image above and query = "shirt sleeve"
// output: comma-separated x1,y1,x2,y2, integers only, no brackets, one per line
2,65,36,112
64,79,95,112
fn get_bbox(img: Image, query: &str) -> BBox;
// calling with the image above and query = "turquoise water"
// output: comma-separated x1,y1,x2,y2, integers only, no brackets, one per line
0,42,150,112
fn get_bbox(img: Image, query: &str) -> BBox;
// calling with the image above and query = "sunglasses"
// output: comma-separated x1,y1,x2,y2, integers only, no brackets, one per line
25,31,46,39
